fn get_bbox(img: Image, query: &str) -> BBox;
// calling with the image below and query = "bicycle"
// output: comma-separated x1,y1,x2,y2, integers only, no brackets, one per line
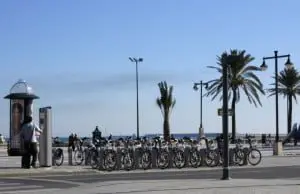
188,139,202,168
244,136,262,166
120,138,135,171
153,138,170,169
138,138,152,170
73,140,85,165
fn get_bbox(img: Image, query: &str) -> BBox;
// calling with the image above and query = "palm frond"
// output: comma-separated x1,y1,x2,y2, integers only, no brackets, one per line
205,49,264,106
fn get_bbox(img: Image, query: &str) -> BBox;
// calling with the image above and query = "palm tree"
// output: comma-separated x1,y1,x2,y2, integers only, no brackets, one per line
268,67,300,134
206,49,265,142
156,81,176,141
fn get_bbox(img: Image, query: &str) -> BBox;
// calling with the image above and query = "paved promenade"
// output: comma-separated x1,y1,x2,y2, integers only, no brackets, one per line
1,146,300,193
0,155,300,193
2,178,300,194
1,146,300,174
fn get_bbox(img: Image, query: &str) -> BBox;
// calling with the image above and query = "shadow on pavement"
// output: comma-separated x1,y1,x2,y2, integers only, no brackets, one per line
0,166,22,169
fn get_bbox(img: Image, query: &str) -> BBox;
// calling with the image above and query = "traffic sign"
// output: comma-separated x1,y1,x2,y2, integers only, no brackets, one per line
217,108,233,116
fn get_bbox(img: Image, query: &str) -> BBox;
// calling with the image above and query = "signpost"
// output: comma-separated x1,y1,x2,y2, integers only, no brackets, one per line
218,108,233,116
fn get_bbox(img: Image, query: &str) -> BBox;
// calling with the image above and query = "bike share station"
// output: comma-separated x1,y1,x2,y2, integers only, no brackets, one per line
69,112,256,171
4,79,53,168
3,80,257,171
76,134,255,171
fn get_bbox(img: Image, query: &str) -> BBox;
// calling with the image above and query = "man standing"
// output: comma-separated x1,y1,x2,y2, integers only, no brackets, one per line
20,116,42,168
68,133,75,151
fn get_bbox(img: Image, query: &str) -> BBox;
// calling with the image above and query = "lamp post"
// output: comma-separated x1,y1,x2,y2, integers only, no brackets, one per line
193,81,209,139
129,57,143,139
221,62,230,180
261,51,293,144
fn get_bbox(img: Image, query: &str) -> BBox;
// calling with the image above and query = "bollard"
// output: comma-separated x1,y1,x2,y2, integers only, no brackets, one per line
84,148,90,166
199,148,206,167
98,149,105,171
184,147,190,168
134,148,141,169
116,148,122,170
168,149,173,168
229,148,234,166
68,147,73,165
151,148,158,169
243,147,249,165
52,148,55,166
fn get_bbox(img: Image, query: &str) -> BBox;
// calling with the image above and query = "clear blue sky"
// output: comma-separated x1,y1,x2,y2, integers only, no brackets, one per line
0,0,299,137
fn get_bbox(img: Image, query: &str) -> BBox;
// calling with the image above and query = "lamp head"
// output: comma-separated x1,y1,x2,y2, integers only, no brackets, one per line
285,57,294,70
260,60,268,71
204,83,209,89
138,58,143,62
193,83,198,91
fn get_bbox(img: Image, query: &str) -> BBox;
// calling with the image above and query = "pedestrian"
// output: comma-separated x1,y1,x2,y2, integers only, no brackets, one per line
68,133,75,151
0,134,5,145
20,116,42,169
74,134,83,151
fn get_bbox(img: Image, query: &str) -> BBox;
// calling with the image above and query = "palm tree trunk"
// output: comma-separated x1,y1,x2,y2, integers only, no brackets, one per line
163,112,170,141
231,89,237,143
288,95,293,134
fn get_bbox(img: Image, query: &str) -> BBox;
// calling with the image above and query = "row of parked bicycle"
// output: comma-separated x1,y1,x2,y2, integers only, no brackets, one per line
51,136,262,171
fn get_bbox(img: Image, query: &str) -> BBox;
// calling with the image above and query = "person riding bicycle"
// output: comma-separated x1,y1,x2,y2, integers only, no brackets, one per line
92,126,102,144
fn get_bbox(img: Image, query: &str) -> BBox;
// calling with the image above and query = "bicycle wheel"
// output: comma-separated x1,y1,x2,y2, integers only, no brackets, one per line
140,150,152,170
54,148,64,166
190,148,201,168
74,150,84,165
205,150,219,167
157,150,169,169
103,149,117,171
173,149,186,169
247,148,262,166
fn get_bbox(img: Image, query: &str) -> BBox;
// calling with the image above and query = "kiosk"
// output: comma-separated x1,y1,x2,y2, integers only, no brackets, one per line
4,79,39,156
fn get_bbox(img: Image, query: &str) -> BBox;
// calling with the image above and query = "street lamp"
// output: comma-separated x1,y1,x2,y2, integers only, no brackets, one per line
193,81,209,139
129,57,143,139
221,56,269,179
221,62,230,180
260,51,293,146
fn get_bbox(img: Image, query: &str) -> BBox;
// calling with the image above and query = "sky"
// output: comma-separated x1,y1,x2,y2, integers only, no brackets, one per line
0,0,300,137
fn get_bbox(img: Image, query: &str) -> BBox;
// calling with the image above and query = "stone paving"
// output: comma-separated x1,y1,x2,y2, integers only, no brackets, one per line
12,179,300,194
1,146,300,193
1,146,300,176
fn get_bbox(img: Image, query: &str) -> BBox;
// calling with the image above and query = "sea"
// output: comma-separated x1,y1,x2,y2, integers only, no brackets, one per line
54,133,222,143
3,133,220,143
52,132,281,142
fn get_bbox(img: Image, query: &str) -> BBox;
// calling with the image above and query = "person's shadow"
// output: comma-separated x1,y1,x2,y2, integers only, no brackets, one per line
0,166,21,169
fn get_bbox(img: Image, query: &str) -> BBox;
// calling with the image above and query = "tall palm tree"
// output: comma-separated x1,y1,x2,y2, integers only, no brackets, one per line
206,49,265,141
156,81,176,141
268,67,300,134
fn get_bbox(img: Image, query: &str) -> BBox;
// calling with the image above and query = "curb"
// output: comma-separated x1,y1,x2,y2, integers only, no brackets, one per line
284,153,300,156
0,169,99,178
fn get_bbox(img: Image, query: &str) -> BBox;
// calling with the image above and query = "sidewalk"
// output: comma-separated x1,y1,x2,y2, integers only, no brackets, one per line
0,166,97,177
27,179,300,194
1,156,300,177
94,156,300,175
1,146,300,177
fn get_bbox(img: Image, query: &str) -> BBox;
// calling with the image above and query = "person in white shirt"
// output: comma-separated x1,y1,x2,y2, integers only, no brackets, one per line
0,134,5,145
20,116,42,168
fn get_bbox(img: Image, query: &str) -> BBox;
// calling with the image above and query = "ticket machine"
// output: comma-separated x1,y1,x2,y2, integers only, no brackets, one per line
39,106,52,167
